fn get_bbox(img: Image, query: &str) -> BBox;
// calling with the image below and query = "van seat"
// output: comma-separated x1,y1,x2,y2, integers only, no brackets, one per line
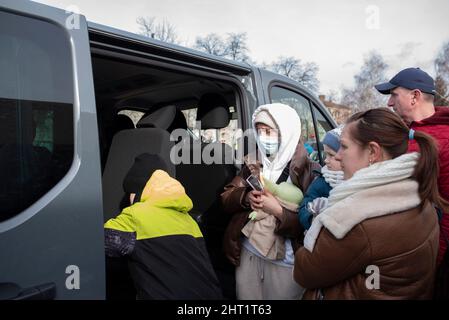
102,128,174,221
175,93,236,298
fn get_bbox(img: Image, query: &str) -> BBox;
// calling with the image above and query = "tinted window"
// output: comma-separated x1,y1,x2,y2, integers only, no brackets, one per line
0,11,74,221
270,86,320,161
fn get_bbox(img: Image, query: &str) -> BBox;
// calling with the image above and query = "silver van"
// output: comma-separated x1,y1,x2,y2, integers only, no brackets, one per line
0,0,336,299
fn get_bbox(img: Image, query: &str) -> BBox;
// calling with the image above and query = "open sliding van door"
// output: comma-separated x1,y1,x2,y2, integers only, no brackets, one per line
0,1,105,299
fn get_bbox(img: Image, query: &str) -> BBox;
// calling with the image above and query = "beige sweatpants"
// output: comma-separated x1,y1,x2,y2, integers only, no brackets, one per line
236,246,305,300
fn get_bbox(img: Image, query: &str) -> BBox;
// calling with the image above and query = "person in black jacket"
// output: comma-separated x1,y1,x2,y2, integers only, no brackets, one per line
105,153,223,300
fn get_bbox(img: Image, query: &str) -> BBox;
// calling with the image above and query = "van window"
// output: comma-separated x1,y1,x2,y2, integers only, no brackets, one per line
181,106,240,149
118,110,144,126
0,11,74,222
270,86,320,161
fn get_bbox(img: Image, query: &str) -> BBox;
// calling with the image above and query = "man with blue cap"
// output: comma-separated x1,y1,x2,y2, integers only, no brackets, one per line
375,67,449,269
375,67,439,125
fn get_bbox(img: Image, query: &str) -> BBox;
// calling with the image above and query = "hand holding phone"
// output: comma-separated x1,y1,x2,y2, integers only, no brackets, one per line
246,174,264,191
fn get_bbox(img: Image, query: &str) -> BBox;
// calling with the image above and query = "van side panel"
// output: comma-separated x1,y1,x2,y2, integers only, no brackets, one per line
0,1,105,299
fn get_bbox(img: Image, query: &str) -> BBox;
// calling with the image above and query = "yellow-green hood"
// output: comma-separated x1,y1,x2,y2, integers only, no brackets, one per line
139,169,193,213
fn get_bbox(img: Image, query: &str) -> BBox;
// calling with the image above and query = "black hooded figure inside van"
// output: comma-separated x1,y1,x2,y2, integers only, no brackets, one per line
104,153,223,300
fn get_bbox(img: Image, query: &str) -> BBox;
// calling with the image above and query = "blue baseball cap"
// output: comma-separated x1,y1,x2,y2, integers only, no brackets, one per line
375,68,435,95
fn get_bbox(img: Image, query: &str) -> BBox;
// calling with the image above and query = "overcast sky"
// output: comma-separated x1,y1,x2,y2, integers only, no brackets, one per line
34,0,449,97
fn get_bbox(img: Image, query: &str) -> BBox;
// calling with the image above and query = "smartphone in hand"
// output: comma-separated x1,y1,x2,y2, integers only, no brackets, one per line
246,174,264,191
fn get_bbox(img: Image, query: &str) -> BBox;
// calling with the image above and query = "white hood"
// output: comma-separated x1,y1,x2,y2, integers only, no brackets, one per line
252,103,302,183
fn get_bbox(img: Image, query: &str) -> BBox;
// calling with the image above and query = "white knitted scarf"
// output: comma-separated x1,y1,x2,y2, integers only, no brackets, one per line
321,166,345,188
304,152,421,252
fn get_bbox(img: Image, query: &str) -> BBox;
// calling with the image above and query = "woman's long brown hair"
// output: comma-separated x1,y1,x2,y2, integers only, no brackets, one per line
346,107,449,211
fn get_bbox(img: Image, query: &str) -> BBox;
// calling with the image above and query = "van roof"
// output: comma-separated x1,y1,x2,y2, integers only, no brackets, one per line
88,21,253,74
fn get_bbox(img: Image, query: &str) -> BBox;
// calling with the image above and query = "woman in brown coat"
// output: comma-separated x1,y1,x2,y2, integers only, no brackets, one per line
294,108,447,299
221,103,318,300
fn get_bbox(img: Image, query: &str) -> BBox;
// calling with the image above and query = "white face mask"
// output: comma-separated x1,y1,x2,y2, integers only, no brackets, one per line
258,134,279,156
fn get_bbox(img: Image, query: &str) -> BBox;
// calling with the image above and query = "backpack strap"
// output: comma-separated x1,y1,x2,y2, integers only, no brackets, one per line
276,160,291,184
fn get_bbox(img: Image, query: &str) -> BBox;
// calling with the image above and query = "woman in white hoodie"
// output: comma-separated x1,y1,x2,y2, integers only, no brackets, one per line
221,103,317,300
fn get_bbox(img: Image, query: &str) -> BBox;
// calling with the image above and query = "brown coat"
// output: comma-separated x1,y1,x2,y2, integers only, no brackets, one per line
221,142,319,266
294,201,439,300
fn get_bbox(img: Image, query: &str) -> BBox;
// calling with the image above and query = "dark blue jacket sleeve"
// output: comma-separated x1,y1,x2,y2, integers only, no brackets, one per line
104,228,136,257
298,177,331,230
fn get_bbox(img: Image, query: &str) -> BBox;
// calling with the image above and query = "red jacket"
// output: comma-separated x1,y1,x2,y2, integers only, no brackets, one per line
408,106,449,264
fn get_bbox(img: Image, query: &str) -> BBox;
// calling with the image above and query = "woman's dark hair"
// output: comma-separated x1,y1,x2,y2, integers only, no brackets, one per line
346,107,448,211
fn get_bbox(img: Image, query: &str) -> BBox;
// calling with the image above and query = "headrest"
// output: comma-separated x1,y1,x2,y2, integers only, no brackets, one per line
169,109,188,132
137,105,176,129
123,153,169,195
196,93,230,129
113,114,135,132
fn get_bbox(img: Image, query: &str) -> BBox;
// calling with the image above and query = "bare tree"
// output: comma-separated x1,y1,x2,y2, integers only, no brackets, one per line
225,33,249,62
136,16,179,44
194,33,227,56
271,56,300,77
136,16,155,38
268,56,320,93
194,32,250,63
435,75,449,106
434,41,449,106
341,51,389,111
295,62,319,93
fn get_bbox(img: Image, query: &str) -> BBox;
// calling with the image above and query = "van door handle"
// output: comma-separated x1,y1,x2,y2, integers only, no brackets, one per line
0,282,56,300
